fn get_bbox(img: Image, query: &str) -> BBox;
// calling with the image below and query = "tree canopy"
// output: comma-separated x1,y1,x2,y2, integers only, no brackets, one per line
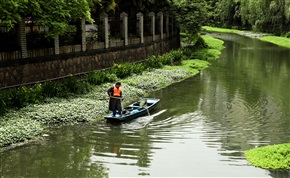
169,0,207,35
205,0,290,35
0,0,93,35
0,0,172,33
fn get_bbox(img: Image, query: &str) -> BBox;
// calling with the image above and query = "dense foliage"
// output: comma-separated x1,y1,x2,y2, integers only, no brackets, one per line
0,0,93,36
169,0,208,36
205,0,290,35
0,49,184,115
245,143,290,170
0,35,225,148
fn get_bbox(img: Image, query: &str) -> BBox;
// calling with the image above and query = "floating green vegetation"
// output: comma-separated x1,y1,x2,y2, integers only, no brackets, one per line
0,34,225,148
245,143,290,170
0,118,43,147
260,36,290,49
202,26,241,34
163,60,209,75
0,68,192,147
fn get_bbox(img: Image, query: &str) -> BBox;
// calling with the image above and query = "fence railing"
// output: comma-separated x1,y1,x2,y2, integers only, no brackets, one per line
0,11,178,62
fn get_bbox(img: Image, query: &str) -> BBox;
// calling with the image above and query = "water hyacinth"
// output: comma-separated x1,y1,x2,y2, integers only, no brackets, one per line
0,35,225,148
0,68,193,147
0,118,43,147
123,69,191,90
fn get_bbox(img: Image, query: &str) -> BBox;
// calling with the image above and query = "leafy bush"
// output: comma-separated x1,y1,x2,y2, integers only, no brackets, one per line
28,84,43,104
0,48,188,115
284,31,290,38
0,92,8,114
8,87,29,108
145,55,163,69
109,63,134,79
42,81,60,98
170,50,184,63
132,63,145,74
87,71,117,85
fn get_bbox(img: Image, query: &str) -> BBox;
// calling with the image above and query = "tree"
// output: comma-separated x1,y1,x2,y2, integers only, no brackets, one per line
170,0,208,35
0,0,93,35
205,0,290,35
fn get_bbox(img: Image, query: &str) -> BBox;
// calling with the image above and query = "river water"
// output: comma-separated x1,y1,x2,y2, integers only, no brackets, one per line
1,34,290,177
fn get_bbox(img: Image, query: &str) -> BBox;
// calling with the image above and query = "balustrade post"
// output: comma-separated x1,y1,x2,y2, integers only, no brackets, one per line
148,12,155,41
136,12,144,44
81,17,86,51
166,14,169,37
17,19,27,58
171,16,174,36
157,12,164,39
120,12,128,46
100,12,109,48
54,35,60,54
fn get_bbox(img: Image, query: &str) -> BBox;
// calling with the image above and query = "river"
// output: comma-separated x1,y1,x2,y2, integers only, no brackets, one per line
1,33,290,177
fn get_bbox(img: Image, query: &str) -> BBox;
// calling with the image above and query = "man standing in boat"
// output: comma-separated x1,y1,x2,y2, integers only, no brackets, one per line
107,82,123,117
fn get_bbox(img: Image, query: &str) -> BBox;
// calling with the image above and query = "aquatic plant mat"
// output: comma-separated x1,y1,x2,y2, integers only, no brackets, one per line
245,143,290,170
0,69,191,147
0,35,224,148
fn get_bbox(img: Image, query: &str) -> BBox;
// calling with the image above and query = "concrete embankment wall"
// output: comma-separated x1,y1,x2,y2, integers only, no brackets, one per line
0,36,180,88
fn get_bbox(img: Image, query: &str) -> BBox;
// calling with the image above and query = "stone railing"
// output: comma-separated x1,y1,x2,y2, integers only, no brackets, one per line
0,12,178,62
0,12,180,88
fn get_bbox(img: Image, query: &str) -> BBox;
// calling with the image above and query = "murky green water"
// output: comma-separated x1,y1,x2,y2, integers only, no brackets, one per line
1,34,290,177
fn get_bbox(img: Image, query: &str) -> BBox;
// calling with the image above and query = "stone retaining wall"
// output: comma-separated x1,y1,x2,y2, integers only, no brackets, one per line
0,36,179,88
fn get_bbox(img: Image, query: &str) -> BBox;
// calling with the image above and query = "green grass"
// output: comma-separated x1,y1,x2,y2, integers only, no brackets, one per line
202,35,225,51
245,143,290,170
163,60,209,75
203,26,290,49
260,36,290,49
202,26,242,34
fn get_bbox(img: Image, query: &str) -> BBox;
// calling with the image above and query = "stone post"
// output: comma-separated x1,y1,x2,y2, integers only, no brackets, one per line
81,17,86,51
120,12,128,46
166,14,169,37
148,12,155,41
54,35,60,55
157,12,164,39
171,16,174,35
136,12,144,44
100,12,109,48
17,19,27,58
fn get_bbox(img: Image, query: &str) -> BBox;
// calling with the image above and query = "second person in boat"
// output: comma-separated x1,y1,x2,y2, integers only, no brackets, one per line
107,82,124,117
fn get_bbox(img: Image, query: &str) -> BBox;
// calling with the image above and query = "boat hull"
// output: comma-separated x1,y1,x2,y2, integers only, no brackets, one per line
104,98,160,122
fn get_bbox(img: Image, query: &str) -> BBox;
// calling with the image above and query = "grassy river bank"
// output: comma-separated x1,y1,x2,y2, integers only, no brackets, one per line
0,35,224,149
203,26,290,171
203,26,290,49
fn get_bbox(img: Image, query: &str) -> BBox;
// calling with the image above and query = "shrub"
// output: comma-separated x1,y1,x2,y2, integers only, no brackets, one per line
145,55,163,69
170,50,184,63
159,53,173,65
87,70,118,85
42,81,60,98
283,31,290,38
0,48,189,115
109,63,134,79
132,62,146,75
8,87,29,108
0,93,8,114
28,84,43,104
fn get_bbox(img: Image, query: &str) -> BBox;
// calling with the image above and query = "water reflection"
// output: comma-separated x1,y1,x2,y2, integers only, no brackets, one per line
1,33,290,177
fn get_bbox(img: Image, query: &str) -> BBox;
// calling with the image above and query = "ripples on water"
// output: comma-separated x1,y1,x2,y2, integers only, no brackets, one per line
85,108,271,177
1,33,290,177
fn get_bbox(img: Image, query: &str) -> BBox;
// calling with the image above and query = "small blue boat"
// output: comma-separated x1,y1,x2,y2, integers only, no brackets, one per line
104,98,160,122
